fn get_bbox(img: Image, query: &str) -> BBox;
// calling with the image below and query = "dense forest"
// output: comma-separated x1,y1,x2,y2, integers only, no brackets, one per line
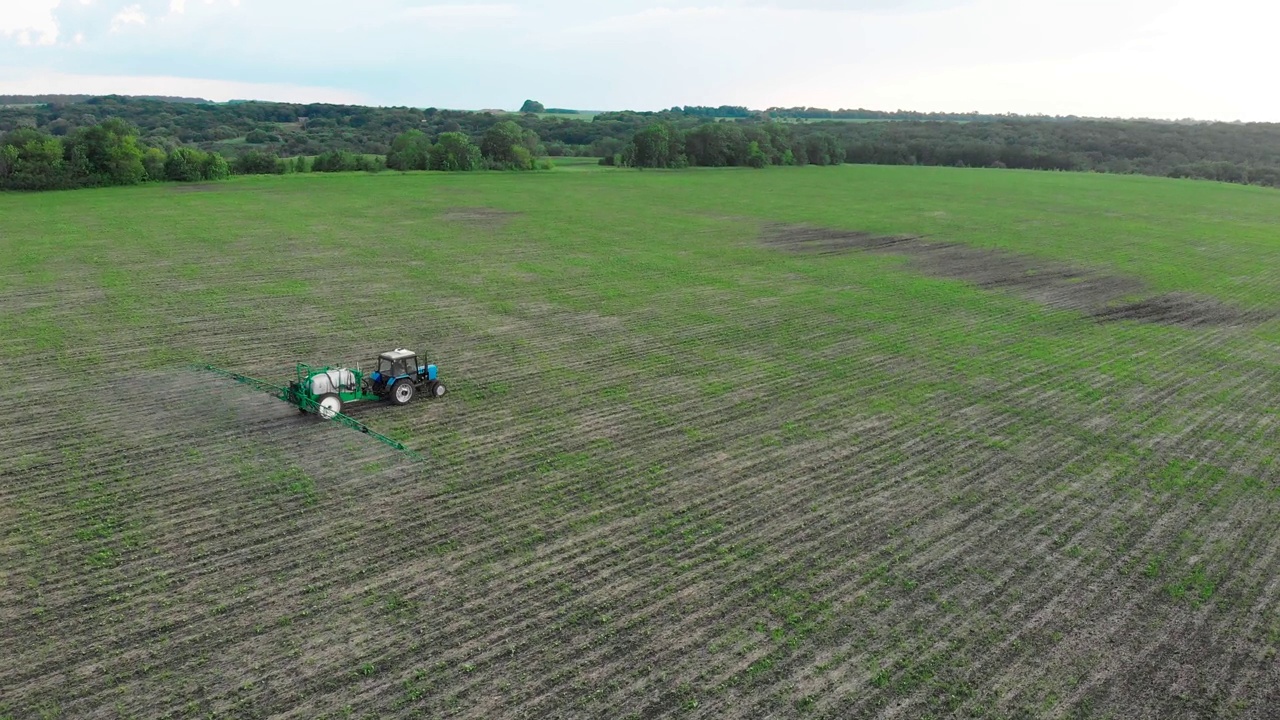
677,105,1125,122
0,94,209,106
2,96,1279,190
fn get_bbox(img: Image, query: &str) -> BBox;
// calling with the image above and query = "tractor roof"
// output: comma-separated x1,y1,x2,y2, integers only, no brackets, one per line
380,348,417,361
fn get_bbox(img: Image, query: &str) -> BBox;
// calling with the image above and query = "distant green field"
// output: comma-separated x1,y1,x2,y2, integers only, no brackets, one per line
2,166,1278,718
497,110,601,121
546,155,605,170
536,110,601,121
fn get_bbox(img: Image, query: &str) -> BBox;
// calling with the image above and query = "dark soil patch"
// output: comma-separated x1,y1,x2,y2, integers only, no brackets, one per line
437,207,521,227
761,226,920,254
762,224,1269,328
1090,292,1274,327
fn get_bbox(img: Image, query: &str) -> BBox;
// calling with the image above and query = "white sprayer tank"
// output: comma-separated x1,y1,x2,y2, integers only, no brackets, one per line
309,368,356,396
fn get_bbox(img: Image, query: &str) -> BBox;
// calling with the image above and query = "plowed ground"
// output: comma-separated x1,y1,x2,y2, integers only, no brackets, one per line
2,166,1279,719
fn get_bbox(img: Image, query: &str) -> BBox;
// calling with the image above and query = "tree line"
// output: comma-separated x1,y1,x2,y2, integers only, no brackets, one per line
610,121,845,169
0,94,208,106
0,116,558,190
386,121,549,171
3,96,1280,190
0,119,229,190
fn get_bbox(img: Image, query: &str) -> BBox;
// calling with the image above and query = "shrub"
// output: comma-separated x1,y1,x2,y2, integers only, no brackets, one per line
235,150,284,175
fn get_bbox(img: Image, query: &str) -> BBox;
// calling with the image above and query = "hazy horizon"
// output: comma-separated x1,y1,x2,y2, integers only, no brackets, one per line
1,0,1273,122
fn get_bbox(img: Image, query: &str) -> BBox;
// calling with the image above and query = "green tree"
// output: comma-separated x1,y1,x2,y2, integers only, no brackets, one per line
0,143,17,179
142,147,167,180
313,150,357,172
0,129,70,189
202,152,230,180
64,119,145,185
235,150,283,174
520,99,545,113
510,144,534,171
386,129,432,170
353,154,386,173
747,123,790,165
164,147,208,181
629,122,684,168
481,120,537,169
684,123,748,167
429,132,481,171
803,133,845,166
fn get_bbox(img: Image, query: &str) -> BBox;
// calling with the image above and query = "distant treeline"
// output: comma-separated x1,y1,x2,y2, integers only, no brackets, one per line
2,96,1279,189
599,116,1280,186
1,115,558,190
836,121,1280,186
0,94,209,106
672,105,1167,122
605,121,845,169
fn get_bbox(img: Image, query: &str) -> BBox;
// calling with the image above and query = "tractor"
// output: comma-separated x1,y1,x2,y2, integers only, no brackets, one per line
282,348,445,419
202,347,444,458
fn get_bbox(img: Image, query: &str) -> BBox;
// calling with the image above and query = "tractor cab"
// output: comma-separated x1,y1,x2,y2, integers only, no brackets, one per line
376,348,418,380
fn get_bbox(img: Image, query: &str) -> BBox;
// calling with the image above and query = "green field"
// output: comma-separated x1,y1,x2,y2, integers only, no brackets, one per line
547,155,609,170
2,166,1279,718
485,110,602,122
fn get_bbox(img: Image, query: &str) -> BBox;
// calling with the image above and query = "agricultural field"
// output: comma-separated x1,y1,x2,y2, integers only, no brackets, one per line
1,165,1279,719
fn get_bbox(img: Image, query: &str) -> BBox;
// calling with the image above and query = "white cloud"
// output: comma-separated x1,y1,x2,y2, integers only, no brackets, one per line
110,4,148,31
0,0,1273,120
167,0,245,19
689,0,1276,122
405,4,521,19
0,0,60,46
575,5,732,32
0,68,372,104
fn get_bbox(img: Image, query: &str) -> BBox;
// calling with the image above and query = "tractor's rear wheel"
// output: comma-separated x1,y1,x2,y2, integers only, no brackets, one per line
429,381,446,398
391,380,416,405
317,394,342,419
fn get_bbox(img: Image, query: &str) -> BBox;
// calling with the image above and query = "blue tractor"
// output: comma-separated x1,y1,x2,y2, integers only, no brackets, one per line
367,348,445,407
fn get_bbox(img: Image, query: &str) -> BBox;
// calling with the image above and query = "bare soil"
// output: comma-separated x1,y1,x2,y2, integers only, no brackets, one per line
1091,292,1274,327
762,224,1270,328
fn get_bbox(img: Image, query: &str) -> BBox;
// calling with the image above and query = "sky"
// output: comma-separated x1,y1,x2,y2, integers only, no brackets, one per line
0,0,1273,121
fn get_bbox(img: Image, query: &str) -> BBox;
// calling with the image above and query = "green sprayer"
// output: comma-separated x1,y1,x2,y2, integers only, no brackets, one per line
203,348,445,457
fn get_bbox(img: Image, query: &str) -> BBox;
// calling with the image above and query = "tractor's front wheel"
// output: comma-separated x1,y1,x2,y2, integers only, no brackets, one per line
391,380,416,405
317,394,342,419
429,381,446,398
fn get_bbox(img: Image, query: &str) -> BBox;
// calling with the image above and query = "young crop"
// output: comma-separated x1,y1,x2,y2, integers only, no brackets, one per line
0,166,1277,719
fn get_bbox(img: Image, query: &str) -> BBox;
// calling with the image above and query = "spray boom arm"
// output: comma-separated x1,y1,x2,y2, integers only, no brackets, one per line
202,364,419,459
